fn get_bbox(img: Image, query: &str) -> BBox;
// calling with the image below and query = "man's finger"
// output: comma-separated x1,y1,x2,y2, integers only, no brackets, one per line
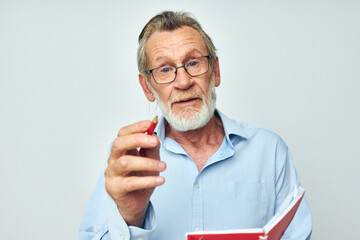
117,120,152,137
110,155,166,176
111,133,159,157
122,175,165,193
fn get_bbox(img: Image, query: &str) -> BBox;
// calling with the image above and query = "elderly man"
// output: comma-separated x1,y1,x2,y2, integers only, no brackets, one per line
79,11,312,240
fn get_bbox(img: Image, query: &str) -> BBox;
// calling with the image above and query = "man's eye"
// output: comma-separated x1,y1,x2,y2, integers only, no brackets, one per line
187,61,198,67
161,67,172,73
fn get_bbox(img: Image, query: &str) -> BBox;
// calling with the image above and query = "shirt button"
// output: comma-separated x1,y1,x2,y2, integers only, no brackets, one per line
195,182,200,189
120,234,125,240
195,227,200,231
138,238,144,240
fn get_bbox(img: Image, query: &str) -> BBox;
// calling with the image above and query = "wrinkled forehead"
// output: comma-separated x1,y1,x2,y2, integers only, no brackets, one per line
145,26,208,64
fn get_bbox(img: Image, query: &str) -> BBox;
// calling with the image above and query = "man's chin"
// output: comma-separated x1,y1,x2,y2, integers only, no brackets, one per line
164,107,213,132
171,106,200,119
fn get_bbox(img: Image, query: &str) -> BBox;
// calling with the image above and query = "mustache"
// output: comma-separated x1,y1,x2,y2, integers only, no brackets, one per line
169,90,204,104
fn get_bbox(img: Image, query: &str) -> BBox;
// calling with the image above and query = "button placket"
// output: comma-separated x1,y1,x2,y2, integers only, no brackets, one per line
192,175,203,232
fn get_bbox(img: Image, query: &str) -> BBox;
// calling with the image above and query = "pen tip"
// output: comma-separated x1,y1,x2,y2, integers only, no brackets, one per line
153,116,158,123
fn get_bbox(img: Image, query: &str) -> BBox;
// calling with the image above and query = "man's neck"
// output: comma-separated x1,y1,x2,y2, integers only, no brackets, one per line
165,114,225,171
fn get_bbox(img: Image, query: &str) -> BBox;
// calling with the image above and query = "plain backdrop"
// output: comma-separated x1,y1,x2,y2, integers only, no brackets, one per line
0,0,359,239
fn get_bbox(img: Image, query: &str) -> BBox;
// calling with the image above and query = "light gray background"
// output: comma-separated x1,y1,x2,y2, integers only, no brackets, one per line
0,0,359,239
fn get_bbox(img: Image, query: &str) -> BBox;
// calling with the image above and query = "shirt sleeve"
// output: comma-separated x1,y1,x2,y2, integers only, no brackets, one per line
78,167,156,240
128,203,156,240
275,139,312,240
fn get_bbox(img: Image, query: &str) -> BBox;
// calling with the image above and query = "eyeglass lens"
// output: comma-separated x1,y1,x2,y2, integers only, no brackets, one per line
152,56,209,84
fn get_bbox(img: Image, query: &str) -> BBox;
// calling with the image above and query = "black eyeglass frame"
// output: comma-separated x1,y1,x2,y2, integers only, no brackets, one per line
144,55,212,85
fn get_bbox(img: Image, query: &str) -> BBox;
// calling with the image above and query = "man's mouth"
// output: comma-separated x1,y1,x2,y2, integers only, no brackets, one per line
175,98,200,103
174,97,201,104
169,91,204,107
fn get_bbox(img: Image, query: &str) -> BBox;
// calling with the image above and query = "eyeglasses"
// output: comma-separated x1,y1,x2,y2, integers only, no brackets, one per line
144,55,211,84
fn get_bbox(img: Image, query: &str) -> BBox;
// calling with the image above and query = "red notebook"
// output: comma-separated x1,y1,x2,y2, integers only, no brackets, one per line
186,186,305,240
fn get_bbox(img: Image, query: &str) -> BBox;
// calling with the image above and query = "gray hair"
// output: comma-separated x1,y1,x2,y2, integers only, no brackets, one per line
137,11,217,75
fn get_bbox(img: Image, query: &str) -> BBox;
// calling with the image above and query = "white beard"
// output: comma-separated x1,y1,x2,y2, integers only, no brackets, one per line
149,76,217,132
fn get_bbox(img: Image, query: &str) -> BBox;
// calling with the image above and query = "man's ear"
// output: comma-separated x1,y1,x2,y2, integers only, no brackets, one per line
213,57,221,87
139,74,156,102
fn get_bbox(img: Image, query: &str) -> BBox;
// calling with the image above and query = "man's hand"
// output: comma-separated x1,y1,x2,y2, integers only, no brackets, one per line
105,120,166,227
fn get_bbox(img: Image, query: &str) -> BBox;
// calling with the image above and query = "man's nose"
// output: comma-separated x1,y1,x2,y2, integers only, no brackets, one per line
174,67,192,89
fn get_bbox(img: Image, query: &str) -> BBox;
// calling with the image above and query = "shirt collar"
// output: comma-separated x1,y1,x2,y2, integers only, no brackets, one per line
154,115,167,144
216,110,248,140
154,109,248,145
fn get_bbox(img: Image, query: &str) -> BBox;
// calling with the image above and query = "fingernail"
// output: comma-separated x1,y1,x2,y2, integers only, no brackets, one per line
158,162,166,170
156,177,164,184
150,137,157,145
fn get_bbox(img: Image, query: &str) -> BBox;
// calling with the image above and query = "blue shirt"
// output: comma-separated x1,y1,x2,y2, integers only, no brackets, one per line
79,110,312,240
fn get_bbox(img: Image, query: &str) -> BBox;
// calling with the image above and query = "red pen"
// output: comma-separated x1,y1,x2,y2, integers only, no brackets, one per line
139,116,158,156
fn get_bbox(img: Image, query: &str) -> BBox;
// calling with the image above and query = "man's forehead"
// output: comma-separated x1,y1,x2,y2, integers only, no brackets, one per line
145,26,208,62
